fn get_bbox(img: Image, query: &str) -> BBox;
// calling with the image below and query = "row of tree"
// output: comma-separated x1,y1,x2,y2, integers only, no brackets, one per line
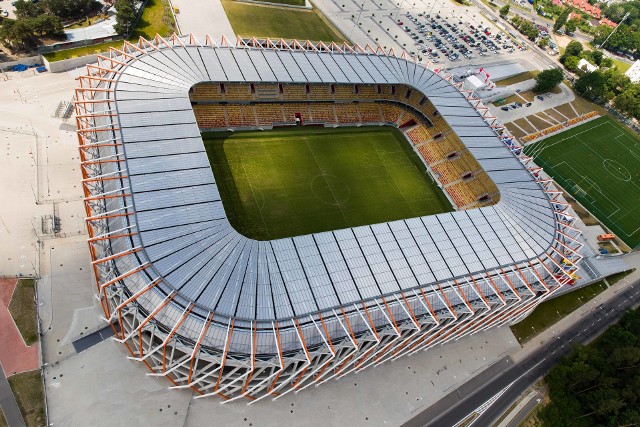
0,15,63,50
13,0,98,22
0,0,100,51
539,308,640,426
511,15,540,41
553,7,580,35
592,24,640,55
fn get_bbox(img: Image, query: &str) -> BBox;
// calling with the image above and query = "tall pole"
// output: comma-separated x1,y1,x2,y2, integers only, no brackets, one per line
598,12,629,49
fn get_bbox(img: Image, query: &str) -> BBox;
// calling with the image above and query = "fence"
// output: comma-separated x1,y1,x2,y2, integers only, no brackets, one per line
521,111,598,143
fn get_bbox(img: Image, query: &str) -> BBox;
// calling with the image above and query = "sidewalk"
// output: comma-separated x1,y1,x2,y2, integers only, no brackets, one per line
496,390,539,427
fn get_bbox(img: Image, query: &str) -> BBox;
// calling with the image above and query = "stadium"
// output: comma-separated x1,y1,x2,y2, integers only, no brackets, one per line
75,34,583,403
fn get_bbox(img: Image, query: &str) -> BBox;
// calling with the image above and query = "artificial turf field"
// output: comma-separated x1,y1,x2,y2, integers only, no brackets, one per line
203,126,453,240
524,116,640,248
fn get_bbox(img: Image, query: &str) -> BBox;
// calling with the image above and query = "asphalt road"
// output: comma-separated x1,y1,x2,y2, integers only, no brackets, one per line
0,364,25,427
402,280,640,427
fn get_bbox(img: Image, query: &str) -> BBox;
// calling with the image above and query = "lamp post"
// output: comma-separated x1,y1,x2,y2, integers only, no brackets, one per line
598,12,629,50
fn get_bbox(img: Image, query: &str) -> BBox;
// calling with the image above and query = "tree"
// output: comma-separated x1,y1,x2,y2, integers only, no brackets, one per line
565,18,579,34
538,309,640,427
575,71,606,100
564,40,584,57
564,55,581,72
534,68,563,92
0,19,37,50
499,3,510,17
114,0,137,36
13,0,44,19
554,7,571,32
42,0,97,20
29,14,63,37
601,57,613,67
538,36,550,48
518,20,539,40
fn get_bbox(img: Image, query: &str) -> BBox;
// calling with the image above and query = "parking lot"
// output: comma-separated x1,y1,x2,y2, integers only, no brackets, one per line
0,0,15,19
316,0,535,68
396,11,522,64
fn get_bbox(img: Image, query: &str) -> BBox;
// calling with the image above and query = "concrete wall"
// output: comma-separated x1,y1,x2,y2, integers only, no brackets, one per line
43,54,99,73
0,56,43,71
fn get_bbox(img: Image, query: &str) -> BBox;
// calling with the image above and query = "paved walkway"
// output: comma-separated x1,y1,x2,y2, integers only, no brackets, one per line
0,279,39,377
169,0,235,39
0,364,25,427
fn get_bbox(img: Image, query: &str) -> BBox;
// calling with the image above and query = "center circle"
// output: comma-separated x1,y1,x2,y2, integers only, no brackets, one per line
603,159,631,182
311,174,350,206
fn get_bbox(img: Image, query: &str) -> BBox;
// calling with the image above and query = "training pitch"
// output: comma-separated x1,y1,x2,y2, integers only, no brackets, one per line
203,126,453,240
524,116,640,248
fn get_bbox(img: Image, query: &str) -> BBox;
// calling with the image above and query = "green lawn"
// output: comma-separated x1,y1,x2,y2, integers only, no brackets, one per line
510,280,608,343
8,370,45,427
495,70,540,87
8,279,38,346
524,116,640,248
203,126,452,240
43,0,175,62
221,0,346,42
611,57,632,73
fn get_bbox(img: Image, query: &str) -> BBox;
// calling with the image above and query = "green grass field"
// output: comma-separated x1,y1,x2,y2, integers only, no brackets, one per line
524,116,640,248
221,0,346,42
203,126,452,240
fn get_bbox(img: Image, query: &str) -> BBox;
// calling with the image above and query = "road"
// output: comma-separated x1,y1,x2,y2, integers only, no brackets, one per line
402,279,640,427
0,364,25,427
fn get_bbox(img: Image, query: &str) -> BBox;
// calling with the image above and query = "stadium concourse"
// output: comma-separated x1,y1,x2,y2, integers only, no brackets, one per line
75,34,582,402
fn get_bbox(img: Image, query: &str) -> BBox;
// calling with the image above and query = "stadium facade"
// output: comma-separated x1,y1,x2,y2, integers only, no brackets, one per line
75,34,583,402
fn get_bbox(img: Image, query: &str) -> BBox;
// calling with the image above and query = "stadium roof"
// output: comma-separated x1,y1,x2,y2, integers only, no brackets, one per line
72,35,582,366
105,38,556,322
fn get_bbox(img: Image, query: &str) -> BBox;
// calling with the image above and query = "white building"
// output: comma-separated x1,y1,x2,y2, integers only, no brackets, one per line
578,58,598,73
625,60,640,83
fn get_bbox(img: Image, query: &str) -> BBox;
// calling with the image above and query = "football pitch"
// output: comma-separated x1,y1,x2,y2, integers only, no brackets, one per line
203,126,453,240
524,116,640,248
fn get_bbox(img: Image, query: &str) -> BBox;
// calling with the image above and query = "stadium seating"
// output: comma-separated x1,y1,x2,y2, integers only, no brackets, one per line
334,85,356,100
255,104,285,126
334,103,361,123
309,84,333,100
308,103,337,124
226,105,257,127
190,83,224,101
357,85,378,100
283,84,308,100
282,103,311,123
255,84,281,100
358,103,383,123
380,104,404,125
406,125,431,146
193,104,227,128
225,83,252,100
